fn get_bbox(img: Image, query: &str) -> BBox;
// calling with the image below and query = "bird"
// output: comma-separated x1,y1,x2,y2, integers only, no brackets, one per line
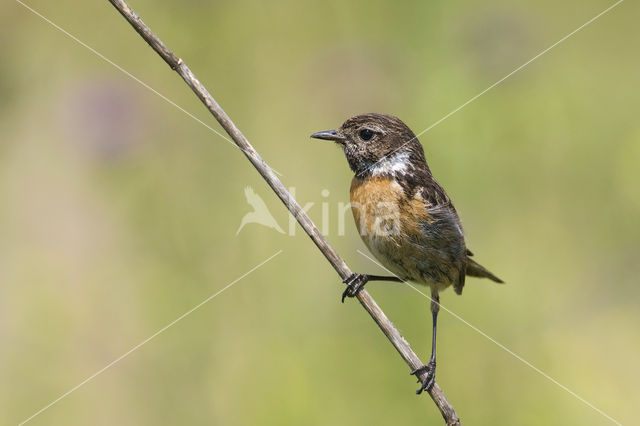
311,113,503,394
236,186,285,235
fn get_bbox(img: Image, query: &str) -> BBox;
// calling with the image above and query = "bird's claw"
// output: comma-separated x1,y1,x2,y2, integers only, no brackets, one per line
411,360,436,394
341,273,369,303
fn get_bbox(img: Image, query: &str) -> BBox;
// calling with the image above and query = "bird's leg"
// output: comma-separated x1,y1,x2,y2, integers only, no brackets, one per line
341,273,402,302
411,289,439,394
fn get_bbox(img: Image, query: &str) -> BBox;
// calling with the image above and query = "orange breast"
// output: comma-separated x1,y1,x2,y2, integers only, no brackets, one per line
350,176,449,287
350,176,403,237
350,176,433,238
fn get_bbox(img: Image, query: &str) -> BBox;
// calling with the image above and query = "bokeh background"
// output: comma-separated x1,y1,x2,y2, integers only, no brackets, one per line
1,0,638,425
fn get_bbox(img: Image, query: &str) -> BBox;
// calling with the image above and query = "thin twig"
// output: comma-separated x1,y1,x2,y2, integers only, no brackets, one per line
106,1,461,423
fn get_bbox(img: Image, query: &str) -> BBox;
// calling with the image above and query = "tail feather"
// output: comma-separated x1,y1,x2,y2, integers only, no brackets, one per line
465,257,504,283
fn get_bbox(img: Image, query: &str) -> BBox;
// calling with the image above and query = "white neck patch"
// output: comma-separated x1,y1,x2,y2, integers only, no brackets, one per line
369,151,411,176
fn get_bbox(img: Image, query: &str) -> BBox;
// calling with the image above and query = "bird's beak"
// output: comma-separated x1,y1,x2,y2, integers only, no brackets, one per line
310,129,346,143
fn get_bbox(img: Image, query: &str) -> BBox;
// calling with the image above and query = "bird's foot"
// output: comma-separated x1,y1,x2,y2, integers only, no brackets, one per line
341,273,369,303
411,360,436,394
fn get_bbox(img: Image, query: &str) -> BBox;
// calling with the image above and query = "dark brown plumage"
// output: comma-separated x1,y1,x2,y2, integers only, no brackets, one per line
311,113,503,394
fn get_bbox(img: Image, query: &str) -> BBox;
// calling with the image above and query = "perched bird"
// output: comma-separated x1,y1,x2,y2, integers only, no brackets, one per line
311,113,503,394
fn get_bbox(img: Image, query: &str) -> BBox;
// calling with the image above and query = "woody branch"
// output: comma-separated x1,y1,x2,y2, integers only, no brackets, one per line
106,1,460,424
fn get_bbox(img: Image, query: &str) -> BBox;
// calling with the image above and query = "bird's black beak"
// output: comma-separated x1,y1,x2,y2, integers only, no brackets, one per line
310,129,346,143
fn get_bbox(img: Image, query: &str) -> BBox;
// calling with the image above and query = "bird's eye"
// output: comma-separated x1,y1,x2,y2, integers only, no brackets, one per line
359,128,374,141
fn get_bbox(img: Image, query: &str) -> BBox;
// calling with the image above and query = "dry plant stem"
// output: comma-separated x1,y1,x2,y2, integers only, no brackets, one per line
107,1,460,424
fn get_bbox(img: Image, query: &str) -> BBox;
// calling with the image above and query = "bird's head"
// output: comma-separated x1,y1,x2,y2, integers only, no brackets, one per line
311,113,427,177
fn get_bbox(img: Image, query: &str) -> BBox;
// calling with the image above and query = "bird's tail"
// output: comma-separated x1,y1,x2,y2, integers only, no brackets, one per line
465,257,504,283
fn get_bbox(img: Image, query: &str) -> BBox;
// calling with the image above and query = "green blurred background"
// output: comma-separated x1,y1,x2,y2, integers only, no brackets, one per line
1,0,638,424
